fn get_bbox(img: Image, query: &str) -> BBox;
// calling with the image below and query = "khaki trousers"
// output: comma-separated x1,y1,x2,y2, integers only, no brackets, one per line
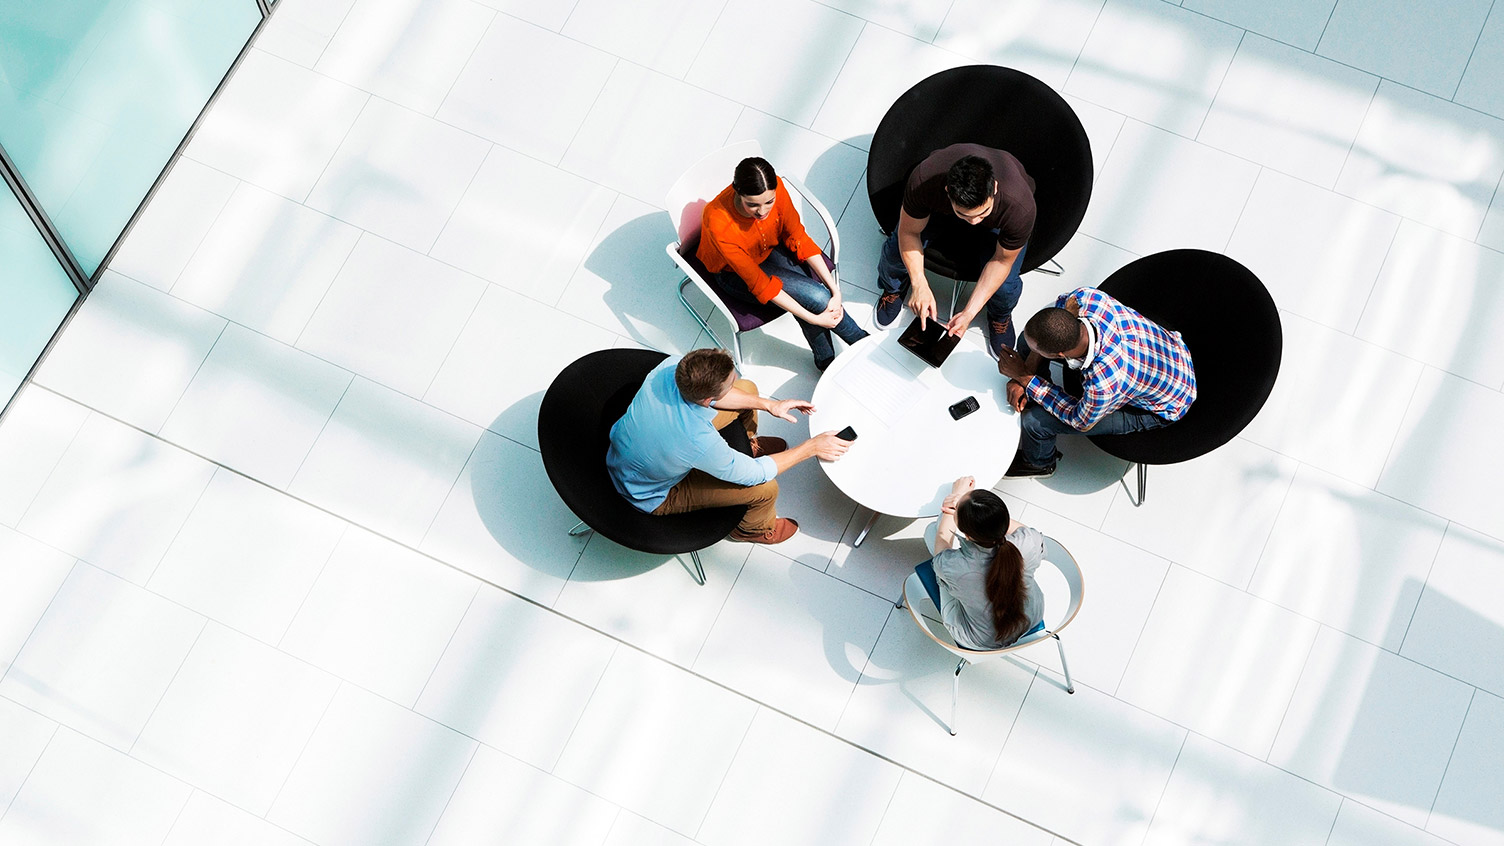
652,380,779,534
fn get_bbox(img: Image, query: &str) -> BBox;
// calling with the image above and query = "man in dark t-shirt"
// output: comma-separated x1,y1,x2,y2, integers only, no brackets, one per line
873,143,1037,359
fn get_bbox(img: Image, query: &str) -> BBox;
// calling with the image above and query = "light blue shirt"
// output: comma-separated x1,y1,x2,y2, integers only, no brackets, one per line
606,357,778,512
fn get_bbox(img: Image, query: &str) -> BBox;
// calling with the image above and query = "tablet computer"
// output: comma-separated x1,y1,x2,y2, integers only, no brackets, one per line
897,315,961,368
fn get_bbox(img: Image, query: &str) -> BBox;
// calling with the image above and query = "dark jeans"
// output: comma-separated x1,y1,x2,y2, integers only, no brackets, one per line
711,247,868,367
876,229,1027,343
1018,402,1172,466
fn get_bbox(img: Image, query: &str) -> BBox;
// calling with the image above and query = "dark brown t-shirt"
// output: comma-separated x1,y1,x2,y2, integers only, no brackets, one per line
901,143,1036,250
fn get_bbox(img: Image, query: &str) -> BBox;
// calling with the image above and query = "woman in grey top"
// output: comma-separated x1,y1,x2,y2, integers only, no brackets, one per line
917,475,1046,650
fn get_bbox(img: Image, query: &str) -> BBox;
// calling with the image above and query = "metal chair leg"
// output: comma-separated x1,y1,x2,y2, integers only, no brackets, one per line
1033,258,1064,276
687,550,707,586
1052,632,1075,694
950,658,965,736
679,279,727,352
567,520,593,537
1137,463,1147,506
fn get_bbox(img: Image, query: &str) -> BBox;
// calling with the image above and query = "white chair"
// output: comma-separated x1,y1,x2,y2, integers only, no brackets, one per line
664,140,844,365
899,535,1084,735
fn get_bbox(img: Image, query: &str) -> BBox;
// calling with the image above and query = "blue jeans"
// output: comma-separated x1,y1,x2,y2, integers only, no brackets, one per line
876,229,1027,341
712,247,868,367
1018,401,1172,467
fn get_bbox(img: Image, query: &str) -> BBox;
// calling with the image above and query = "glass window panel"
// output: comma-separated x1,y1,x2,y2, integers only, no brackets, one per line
0,187,79,405
0,0,261,275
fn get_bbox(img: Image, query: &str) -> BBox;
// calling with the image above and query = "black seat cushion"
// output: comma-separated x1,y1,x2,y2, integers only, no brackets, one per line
866,64,1094,279
1087,250,1283,465
539,349,745,555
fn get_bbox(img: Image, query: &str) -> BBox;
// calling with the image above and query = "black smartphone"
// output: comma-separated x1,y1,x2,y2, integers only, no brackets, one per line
948,396,980,420
835,425,858,442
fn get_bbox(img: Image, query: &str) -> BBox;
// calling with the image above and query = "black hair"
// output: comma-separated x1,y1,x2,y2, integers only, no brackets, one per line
945,155,995,209
1024,307,1083,355
732,157,778,197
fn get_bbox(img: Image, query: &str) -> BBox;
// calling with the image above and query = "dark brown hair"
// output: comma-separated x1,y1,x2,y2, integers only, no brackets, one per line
955,489,1029,644
732,157,778,197
674,349,735,403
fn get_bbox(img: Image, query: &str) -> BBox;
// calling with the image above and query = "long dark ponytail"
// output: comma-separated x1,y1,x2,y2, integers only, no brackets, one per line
955,489,1029,643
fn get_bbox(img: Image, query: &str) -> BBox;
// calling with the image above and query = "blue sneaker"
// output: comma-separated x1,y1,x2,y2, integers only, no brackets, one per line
986,315,1016,360
874,288,906,329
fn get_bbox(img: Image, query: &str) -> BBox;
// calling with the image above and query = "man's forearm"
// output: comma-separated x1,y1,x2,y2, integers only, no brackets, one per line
963,254,1016,316
770,439,818,474
713,386,770,413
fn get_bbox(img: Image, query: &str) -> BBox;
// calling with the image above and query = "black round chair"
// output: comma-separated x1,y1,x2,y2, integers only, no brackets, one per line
1086,250,1283,504
538,349,746,584
866,64,1094,282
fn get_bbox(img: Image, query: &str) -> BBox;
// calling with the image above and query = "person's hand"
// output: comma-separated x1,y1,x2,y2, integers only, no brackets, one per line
942,475,975,514
996,346,1032,379
908,284,938,329
1064,296,1081,316
944,308,975,338
810,430,853,461
808,303,843,329
827,287,843,312
1007,380,1027,413
767,398,814,422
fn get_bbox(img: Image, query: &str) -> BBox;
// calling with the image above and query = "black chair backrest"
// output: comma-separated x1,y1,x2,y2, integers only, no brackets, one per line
866,65,1094,275
1089,250,1283,464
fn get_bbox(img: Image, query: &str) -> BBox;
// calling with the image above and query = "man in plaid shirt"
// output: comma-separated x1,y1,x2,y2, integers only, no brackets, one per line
995,286,1196,477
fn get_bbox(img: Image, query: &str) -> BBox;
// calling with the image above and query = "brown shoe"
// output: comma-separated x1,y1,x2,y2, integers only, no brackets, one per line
729,517,799,544
750,436,788,457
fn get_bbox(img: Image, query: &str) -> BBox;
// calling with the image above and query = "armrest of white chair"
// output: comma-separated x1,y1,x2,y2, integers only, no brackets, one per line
782,175,841,282
666,241,738,332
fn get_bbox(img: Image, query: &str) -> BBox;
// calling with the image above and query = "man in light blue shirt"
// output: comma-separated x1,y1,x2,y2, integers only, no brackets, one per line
607,349,851,544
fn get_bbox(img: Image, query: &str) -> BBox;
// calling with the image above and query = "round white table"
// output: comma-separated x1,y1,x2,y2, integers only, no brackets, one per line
809,330,1020,546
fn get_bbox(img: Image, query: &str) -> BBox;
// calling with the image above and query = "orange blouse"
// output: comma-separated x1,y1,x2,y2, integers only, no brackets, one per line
696,178,821,303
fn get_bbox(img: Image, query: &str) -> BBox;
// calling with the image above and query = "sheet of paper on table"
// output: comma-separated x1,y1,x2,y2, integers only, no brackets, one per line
834,340,932,420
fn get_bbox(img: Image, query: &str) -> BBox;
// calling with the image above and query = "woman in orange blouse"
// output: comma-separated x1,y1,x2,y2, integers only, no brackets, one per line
697,157,867,371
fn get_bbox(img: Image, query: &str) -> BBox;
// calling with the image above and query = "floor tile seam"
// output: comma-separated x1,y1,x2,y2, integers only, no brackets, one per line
545,639,620,776
864,767,906,846
1192,28,1246,143
1365,355,1427,495
829,603,894,734
977,659,1042,800
806,19,868,133
690,700,759,842
1449,0,1497,102
1423,685,1478,829
1345,209,1402,335
688,544,756,670
0,560,81,695
1313,0,1340,54
283,377,353,493
541,182,634,317
262,677,343,824
268,519,349,652
1474,167,1504,246
927,0,960,44
6,389,92,531
416,281,492,405
429,5,499,124
1264,623,1322,764
409,582,483,711
158,773,196,844
417,740,481,846
150,160,242,297
1237,445,1301,592
1110,558,1173,698
1059,0,1111,93
679,0,733,84
1138,730,1190,845
154,319,230,438
1394,521,1453,656
0,689,64,826
1323,797,1347,846
134,462,221,592
304,0,361,72
282,84,374,208
415,134,494,260
554,0,585,32
126,616,211,758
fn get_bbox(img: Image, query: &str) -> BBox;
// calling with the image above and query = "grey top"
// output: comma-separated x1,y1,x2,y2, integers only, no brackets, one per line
932,526,1046,650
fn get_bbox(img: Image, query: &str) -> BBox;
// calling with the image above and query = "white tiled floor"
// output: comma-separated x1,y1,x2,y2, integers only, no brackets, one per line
4,0,1504,842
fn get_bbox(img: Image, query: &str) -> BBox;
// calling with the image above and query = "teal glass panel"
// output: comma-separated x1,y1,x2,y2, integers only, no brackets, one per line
0,187,79,406
0,0,261,275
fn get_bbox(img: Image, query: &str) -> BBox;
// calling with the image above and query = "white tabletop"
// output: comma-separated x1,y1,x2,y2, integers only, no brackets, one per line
808,330,1021,519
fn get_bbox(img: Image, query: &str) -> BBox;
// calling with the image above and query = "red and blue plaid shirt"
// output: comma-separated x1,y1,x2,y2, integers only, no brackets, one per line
1024,287,1196,431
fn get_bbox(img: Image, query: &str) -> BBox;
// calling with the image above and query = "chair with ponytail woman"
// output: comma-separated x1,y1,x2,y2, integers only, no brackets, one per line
898,475,1083,735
